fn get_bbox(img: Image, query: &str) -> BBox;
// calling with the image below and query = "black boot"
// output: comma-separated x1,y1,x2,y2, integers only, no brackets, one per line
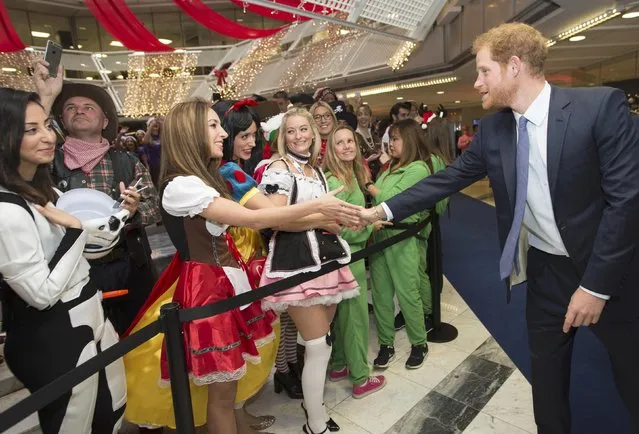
274,370,303,399
289,362,303,380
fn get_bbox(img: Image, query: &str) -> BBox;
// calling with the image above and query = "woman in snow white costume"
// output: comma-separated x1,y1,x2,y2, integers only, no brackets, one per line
122,98,359,434
0,88,126,433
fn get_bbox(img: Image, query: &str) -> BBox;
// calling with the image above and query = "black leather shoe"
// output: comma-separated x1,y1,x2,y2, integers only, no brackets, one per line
303,424,328,434
274,370,303,399
301,402,340,432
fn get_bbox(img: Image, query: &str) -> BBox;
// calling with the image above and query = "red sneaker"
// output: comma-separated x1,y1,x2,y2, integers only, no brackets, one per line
352,375,386,399
328,367,349,382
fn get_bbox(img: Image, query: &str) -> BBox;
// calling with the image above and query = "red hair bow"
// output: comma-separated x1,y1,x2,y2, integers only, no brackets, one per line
213,68,228,87
226,98,258,115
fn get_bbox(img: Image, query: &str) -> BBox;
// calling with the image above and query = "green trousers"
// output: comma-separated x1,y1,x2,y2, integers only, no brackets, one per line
331,247,370,385
417,230,433,315
370,236,427,347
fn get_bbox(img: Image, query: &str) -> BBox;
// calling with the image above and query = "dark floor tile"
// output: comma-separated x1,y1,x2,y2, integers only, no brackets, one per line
386,391,479,434
472,337,517,369
433,354,514,411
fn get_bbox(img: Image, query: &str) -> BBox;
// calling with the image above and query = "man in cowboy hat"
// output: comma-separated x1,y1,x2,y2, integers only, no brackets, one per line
33,59,161,335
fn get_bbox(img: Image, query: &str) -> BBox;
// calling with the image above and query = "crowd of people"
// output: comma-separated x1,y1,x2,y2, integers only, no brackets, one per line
0,21,638,434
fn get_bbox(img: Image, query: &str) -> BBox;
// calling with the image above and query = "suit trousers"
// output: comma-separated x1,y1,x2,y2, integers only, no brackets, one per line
526,247,639,434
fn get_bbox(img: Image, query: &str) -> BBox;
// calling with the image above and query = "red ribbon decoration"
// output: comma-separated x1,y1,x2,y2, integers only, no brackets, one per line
85,0,173,52
0,0,26,52
229,0,310,22
225,98,259,115
214,68,228,87
174,0,288,39
277,0,335,15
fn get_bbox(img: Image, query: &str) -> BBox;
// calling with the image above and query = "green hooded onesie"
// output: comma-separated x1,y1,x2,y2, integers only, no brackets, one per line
326,171,374,385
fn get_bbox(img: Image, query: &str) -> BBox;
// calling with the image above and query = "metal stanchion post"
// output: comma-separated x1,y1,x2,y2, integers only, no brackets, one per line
427,215,458,343
160,302,196,434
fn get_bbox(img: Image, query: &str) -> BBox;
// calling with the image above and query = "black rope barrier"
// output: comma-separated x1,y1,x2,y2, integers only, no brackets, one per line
180,219,429,323
0,219,428,433
0,320,162,431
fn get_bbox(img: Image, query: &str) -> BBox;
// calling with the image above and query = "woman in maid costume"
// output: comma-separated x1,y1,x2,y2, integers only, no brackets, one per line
123,98,359,434
258,107,360,434
0,87,126,433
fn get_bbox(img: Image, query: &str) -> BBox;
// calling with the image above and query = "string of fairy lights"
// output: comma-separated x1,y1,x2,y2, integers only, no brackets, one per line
388,41,417,71
220,29,287,100
122,50,199,117
279,19,362,89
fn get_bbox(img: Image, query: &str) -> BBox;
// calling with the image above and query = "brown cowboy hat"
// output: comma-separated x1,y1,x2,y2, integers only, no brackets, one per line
52,82,118,142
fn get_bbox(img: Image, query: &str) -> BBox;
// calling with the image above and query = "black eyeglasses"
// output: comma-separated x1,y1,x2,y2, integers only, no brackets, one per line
313,113,333,122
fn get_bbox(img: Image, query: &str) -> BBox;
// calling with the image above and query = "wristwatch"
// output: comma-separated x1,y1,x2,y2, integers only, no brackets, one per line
365,181,374,188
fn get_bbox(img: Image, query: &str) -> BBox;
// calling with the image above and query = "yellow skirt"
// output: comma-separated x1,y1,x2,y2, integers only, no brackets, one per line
123,256,279,429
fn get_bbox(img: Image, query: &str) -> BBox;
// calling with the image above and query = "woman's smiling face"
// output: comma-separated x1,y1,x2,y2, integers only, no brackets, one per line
285,115,314,155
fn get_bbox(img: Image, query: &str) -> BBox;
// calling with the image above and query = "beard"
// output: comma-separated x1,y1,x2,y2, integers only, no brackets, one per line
483,81,517,110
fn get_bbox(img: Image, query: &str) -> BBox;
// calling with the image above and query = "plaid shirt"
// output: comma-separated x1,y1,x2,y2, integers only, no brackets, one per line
83,151,161,226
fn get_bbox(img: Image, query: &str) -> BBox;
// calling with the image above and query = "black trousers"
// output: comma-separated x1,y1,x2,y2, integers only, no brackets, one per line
90,256,156,335
526,247,639,434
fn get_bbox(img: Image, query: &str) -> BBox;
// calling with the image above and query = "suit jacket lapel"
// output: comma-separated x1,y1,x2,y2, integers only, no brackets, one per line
498,110,517,211
547,86,572,198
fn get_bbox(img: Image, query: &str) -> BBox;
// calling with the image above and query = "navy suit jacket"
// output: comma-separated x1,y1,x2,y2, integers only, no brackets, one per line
386,86,639,313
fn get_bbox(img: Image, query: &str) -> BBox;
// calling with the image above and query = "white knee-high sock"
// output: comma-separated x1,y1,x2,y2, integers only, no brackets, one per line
302,335,332,433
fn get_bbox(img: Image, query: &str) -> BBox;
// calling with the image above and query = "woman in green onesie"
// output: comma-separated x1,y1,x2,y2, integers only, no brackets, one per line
364,119,438,371
323,125,387,398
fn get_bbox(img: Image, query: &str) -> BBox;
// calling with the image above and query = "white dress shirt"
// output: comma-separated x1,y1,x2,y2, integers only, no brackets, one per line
381,82,608,299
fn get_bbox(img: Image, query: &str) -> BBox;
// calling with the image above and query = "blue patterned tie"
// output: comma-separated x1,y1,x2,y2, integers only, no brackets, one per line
499,116,529,280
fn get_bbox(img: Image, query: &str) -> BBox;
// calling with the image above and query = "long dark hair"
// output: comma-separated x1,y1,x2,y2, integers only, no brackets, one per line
388,119,433,174
213,100,263,175
425,117,454,165
0,88,56,206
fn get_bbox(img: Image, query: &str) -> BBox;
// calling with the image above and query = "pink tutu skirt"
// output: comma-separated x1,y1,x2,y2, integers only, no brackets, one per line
260,267,359,312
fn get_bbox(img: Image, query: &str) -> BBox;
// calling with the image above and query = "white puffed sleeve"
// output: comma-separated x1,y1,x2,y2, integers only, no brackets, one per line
163,176,220,218
258,169,295,198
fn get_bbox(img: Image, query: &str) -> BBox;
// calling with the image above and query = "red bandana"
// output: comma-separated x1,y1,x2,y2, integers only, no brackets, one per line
63,136,111,174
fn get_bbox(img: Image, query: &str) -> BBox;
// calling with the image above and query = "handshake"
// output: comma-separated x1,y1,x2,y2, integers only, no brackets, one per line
314,188,390,233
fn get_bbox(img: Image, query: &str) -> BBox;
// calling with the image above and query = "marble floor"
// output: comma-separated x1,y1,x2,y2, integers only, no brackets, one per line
141,179,538,434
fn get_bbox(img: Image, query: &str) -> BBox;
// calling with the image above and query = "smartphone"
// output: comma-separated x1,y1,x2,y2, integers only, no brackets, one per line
44,40,63,77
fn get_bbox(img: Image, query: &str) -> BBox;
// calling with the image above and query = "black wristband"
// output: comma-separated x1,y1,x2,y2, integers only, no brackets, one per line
365,182,374,188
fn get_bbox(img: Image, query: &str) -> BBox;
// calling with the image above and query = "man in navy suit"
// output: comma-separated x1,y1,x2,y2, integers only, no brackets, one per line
361,23,639,433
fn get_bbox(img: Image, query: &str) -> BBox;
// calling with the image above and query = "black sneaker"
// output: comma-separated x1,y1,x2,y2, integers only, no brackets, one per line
373,345,395,369
405,344,428,369
394,312,405,331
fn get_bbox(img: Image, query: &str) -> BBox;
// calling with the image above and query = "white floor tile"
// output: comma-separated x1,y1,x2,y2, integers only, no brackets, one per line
388,342,469,389
463,411,532,434
481,370,536,433
440,276,470,323
332,371,430,434
445,308,491,354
